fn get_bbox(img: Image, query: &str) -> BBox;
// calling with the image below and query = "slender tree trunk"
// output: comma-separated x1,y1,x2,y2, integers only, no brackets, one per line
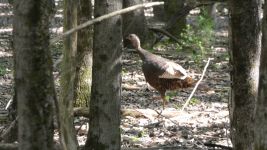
254,0,267,149
13,0,55,149
84,0,122,149
229,0,261,149
59,0,78,149
73,0,93,107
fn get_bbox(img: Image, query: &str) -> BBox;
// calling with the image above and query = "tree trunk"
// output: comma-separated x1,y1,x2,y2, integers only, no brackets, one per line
152,0,165,22
229,0,261,149
164,0,186,38
122,0,153,48
254,0,267,149
73,0,93,107
84,0,122,149
59,0,78,149
13,0,55,149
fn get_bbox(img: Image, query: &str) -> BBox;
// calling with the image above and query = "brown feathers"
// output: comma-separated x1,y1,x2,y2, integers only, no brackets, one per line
127,34,195,109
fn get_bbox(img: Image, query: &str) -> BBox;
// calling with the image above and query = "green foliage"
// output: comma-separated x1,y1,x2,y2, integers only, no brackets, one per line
131,136,140,142
0,64,8,76
189,98,200,105
176,8,215,61
165,95,170,102
174,104,182,110
129,129,148,142
165,91,178,102
138,129,147,137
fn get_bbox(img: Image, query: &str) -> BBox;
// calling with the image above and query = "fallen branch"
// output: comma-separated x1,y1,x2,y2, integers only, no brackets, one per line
0,143,18,150
73,107,186,119
181,58,211,111
0,141,63,150
73,107,89,118
154,110,180,126
50,2,164,44
148,27,183,45
204,143,233,150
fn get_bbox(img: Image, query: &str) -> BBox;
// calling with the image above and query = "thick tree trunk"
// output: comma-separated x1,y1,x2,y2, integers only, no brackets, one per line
59,0,78,149
164,0,186,38
84,0,122,149
229,0,261,149
73,0,93,107
13,0,55,149
254,0,267,149
152,0,165,22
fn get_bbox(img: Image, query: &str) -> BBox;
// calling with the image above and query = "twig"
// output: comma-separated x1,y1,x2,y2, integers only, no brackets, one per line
5,98,13,110
154,110,180,126
204,143,233,150
50,2,164,44
181,58,211,111
0,116,18,141
142,121,164,129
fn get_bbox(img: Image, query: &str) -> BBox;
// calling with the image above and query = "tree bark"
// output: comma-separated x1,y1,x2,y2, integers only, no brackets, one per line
122,0,152,48
13,0,55,149
73,0,93,107
164,0,186,38
254,0,267,149
84,0,122,149
229,0,261,149
59,0,78,149
152,0,165,22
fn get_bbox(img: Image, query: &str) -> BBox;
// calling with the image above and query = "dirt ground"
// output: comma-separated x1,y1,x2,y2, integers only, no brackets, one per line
0,1,231,150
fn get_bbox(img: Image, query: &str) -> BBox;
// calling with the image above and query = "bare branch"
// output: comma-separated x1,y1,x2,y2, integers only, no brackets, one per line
181,58,211,111
50,2,164,44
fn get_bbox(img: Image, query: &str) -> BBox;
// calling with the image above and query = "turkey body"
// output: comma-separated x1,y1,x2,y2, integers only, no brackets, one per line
127,34,195,109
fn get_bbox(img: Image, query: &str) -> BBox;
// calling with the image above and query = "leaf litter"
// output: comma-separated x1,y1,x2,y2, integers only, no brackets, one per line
0,3,231,150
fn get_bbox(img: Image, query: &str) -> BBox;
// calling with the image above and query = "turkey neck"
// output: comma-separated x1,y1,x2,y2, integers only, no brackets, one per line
136,47,152,61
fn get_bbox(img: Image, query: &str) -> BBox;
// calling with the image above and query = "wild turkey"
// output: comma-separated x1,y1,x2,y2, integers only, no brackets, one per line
126,34,195,109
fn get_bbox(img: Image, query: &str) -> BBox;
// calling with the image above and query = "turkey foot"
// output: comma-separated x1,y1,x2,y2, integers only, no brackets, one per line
152,96,168,109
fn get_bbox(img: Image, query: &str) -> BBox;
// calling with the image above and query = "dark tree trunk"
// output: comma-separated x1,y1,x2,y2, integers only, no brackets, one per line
13,0,55,149
229,0,261,149
122,0,152,48
84,0,122,149
73,0,93,107
152,0,165,22
59,0,78,149
254,0,267,149
164,0,186,38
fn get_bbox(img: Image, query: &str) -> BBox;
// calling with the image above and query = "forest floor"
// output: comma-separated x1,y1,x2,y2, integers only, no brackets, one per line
119,33,230,150
73,8,231,150
0,2,231,150
119,8,230,150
